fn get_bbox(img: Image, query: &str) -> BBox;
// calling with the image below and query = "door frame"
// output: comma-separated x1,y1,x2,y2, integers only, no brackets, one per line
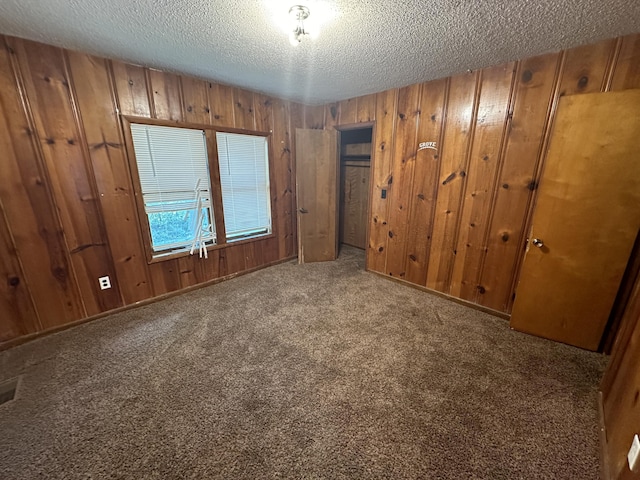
334,122,375,267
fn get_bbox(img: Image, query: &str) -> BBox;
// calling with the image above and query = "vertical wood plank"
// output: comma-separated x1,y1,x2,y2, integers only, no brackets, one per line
232,87,255,130
478,52,561,311
145,67,187,293
404,79,447,285
13,38,122,315
425,72,479,292
384,84,422,278
112,58,173,298
449,64,515,300
0,200,40,341
243,242,259,271
289,102,304,255
610,33,640,91
367,89,398,273
262,238,280,265
324,102,340,129
244,239,272,270
558,39,617,96
272,99,295,258
199,249,220,280
254,93,281,264
0,37,86,328
219,243,246,276
181,76,211,124
111,61,151,117
253,93,273,132
251,237,279,266
339,98,357,125
303,104,325,129
208,83,235,127
289,102,305,131
148,69,183,122
356,93,377,123
178,256,199,288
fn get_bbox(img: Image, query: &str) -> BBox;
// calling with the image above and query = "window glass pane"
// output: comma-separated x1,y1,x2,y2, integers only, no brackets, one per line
216,132,272,240
130,123,215,253
148,207,213,251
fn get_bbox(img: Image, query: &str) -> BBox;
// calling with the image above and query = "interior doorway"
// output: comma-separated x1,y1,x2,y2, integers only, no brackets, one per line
338,127,373,256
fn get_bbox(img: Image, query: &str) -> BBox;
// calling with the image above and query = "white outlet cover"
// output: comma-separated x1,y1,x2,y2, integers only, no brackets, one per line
98,276,111,290
628,434,640,471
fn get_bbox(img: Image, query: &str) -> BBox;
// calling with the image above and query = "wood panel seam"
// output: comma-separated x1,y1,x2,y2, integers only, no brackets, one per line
62,49,125,307
603,37,624,92
446,70,482,295
421,77,451,285
473,61,518,305
503,53,564,311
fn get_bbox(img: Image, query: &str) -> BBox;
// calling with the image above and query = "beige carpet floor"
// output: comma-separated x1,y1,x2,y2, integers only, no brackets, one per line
0,246,607,479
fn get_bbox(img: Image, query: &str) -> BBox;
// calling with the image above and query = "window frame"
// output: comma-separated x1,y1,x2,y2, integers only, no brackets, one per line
122,116,276,263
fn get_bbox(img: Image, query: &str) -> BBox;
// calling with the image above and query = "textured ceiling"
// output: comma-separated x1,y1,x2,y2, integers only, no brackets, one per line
0,1,638,104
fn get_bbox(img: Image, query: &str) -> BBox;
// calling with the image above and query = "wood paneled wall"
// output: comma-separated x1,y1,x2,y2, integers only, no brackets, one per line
600,268,640,480
0,36,299,345
297,33,640,315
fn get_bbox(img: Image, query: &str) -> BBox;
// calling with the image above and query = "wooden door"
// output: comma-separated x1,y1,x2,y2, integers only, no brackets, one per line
295,128,338,263
510,90,640,351
340,162,370,249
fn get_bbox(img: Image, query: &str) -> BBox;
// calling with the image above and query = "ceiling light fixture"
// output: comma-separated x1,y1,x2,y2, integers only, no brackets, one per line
289,5,310,46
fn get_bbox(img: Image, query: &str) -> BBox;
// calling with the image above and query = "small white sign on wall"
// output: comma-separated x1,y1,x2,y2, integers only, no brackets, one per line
418,141,437,151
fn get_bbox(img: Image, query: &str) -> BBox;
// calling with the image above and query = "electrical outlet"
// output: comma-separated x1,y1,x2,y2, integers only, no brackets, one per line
628,434,640,471
98,276,111,290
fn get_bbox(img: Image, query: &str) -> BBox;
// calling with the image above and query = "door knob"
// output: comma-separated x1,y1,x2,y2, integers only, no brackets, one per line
299,208,308,214
532,238,544,248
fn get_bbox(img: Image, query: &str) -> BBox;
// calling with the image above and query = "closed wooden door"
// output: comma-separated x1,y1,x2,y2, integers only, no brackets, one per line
295,128,338,263
510,90,640,351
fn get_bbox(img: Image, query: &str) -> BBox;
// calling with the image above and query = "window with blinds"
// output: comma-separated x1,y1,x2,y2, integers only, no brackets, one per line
129,123,215,253
216,132,272,241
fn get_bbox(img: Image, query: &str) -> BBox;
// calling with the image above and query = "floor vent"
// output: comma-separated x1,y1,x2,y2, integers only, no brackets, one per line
0,377,19,406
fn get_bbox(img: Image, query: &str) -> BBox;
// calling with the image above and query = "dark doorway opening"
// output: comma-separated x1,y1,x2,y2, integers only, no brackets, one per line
338,127,373,255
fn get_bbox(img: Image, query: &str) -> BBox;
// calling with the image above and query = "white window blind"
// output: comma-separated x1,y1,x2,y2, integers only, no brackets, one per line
216,132,272,240
130,123,215,252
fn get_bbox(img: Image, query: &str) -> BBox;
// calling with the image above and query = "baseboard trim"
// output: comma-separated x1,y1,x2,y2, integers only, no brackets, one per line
0,255,297,352
367,269,510,320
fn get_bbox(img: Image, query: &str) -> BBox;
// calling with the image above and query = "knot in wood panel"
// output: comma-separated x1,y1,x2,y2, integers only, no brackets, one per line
442,172,457,185
578,76,589,89
521,70,533,83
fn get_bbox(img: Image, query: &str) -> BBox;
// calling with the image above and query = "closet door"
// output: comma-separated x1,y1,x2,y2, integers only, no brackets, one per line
510,90,640,350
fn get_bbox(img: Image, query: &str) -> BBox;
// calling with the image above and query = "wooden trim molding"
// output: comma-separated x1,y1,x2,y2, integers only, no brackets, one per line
367,268,510,320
